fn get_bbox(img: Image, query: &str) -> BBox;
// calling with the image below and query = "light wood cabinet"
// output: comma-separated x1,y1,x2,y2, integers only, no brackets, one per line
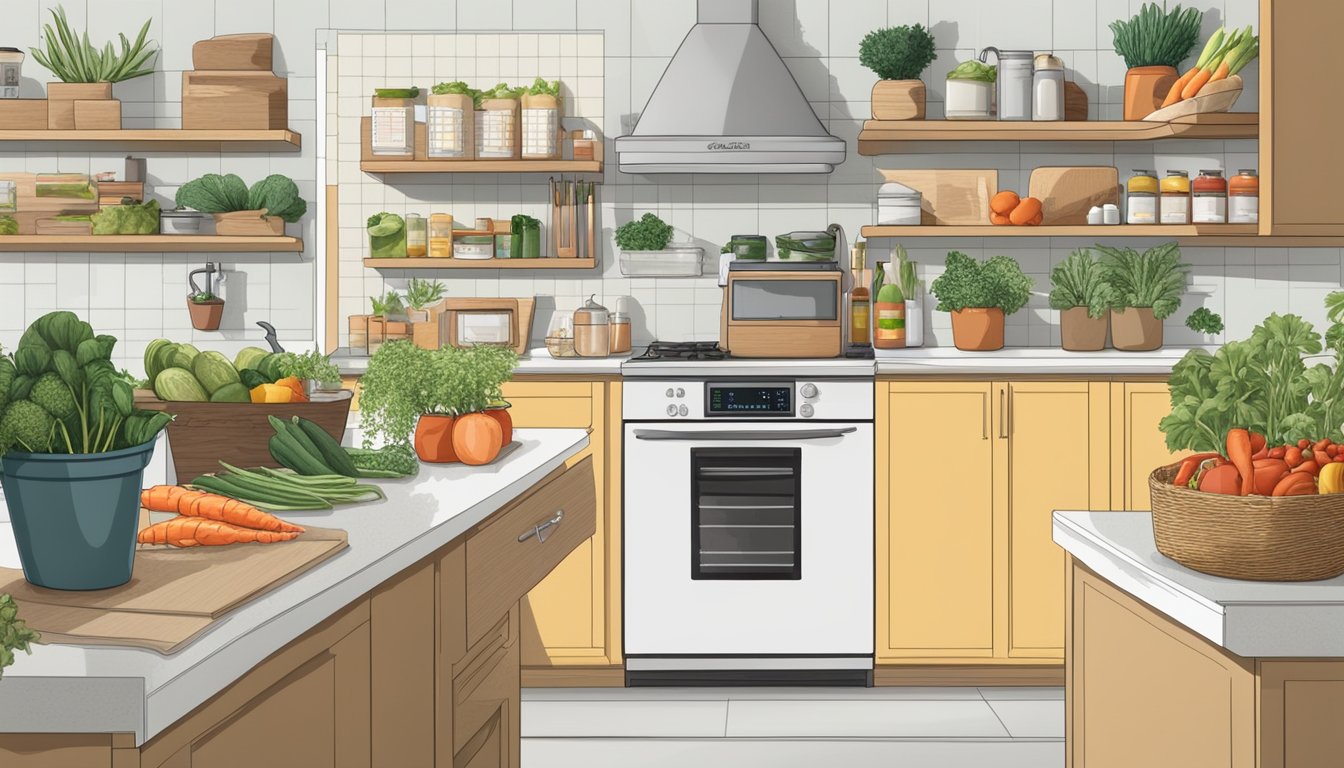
1109,381,1188,511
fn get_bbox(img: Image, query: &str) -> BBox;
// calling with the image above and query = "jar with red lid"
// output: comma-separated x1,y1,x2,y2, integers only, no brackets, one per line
1228,169,1259,224
1192,170,1227,224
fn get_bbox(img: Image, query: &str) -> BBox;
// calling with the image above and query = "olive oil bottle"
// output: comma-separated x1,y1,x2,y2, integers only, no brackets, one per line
848,240,871,348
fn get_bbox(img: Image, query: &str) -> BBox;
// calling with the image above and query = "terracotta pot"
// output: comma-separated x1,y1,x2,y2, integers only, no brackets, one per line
187,298,224,331
486,404,513,444
1060,307,1108,352
871,79,926,120
1110,307,1163,351
414,414,458,463
1123,66,1179,121
950,307,1005,351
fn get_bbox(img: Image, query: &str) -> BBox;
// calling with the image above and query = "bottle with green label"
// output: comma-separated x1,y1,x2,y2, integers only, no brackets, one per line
873,258,906,349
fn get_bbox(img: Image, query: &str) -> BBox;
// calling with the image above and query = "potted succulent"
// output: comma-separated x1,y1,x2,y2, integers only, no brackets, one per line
1185,307,1224,342
1097,242,1190,351
859,24,937,120
359,341,517,465
187,291,224,331
1109,2,1202,120
175,173,307,236
930,251,1033,351
404,277,446,324
1049,250,1114,352
0,312,173,590
30,5,157,129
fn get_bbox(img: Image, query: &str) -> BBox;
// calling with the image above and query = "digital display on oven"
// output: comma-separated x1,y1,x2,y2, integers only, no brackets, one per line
706,385,793,416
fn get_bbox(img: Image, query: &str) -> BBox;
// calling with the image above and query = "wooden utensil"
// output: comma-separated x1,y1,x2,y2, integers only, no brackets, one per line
586,182,596,261
1028,166,1121,225
877,169,998,225
558,178,577,258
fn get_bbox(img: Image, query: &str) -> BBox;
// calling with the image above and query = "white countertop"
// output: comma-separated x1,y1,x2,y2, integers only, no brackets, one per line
0,428,590,745
1054,510,1344,658
335,346,628,375
876,346,1212,375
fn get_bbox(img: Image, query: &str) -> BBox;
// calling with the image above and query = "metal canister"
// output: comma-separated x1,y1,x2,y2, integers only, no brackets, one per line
980,47,1034,121
573,295,610,358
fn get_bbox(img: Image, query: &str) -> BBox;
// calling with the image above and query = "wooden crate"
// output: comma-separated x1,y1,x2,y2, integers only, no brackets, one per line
0,100,48,130
182,71,288,130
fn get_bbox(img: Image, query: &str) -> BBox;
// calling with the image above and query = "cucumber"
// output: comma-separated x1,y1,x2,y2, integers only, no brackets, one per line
273,417,337,475
294,417,361,478
268,427,332,476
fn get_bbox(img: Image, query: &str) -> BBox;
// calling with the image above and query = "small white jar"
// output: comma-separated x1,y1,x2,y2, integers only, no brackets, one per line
945,79,993,120
877,182,922,225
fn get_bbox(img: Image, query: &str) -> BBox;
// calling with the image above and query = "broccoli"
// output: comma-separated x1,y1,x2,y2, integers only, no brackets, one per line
30,372,76,420
0,400,55,453
0,357,13,414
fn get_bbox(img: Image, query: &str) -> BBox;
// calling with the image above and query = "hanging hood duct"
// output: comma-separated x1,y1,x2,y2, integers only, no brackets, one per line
614,0,845,174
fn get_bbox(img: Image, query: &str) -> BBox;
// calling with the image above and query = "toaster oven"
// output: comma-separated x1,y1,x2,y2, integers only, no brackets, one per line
721,266,843,358
412,297,535,354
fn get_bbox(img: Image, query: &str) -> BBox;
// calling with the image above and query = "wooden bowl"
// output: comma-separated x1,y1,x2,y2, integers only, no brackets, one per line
1143,75,1243,122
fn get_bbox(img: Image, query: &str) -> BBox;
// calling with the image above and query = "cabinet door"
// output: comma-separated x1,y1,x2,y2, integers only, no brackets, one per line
1112,381,1187,512
454,606,521,768
1004,381,1108,659
879,382,995,661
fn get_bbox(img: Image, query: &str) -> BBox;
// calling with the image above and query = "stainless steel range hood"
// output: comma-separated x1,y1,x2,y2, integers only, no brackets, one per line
614,0,845,174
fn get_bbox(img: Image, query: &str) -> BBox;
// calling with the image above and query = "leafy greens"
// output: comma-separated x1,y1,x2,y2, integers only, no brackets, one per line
1097,242,1189,320
929,251,1033,315
1048,249,1113,318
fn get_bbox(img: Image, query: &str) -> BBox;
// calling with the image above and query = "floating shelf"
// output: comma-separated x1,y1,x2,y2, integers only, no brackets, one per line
860,224,1258,239
0,235,305,253
360,159,603,174
0,129,302,152
363,257,597,269
858,114,1258,153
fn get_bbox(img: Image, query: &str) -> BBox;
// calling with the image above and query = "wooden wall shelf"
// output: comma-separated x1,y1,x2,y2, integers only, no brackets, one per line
858,114,1257,153
363,257,596,269
861,224,1258,239
361,159,602,174
0,129,302,152
0,235,304,253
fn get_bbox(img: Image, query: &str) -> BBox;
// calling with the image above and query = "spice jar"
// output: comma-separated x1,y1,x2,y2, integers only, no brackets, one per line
429,213,454,258
573,295,610,358
1127,170,1158,225
1229,169,1259,224
1032,54,1065,121
1160,170,1190,225
1193,169,1227,224
609,296,632,355
405,213,427,257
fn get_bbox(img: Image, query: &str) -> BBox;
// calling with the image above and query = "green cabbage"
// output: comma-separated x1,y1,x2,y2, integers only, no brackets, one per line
947,60,997,82
175,173,249,214
91,199,160,235
246,174,307,223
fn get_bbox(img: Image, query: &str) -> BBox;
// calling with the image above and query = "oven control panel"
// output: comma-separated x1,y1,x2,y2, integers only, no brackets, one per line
624,380,873,421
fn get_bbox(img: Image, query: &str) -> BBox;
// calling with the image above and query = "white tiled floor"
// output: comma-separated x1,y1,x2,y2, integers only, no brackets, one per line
522,686,1064,767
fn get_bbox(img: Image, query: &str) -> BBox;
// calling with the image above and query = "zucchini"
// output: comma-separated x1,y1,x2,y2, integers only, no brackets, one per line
294,417,361,477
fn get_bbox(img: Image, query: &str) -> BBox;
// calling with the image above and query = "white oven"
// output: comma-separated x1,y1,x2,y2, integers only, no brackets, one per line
622,378,873,685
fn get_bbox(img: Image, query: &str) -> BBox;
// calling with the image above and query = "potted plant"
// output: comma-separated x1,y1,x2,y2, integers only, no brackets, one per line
859,24,937,120
367,291,408,353
1185,307,1224,342
0,594,38,677
930,251,1033,351
1098,242,1190,351
0,312,173,590
1049,250,1114,352
187,291,224,331
175,173,307,236
404,277,446,324
359,341,517,465
30,5,157,129
1109,2,1202,120
615,213,702,276
276,346,342,396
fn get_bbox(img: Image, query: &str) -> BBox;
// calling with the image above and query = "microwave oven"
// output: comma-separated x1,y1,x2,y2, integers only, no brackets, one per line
721,266,843,358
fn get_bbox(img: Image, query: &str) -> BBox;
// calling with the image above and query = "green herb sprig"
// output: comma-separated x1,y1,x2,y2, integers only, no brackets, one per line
930,251,1033,315
1109,2,1203,69
859,24,938,81
276,346,341,388
615,213,674,251
30,5,158,84
405,278,446,311
1048,249,1114,319
0,594,39,678
1185,307,1224,335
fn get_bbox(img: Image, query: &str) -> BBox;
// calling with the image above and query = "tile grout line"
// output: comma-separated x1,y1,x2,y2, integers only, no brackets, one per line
978,688,1018,740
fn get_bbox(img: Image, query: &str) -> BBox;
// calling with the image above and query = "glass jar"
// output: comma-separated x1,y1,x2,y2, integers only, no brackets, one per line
573,295,610,358
1127,170,1159,225
1192,170,1227,224
1229,169,1259,224
609,297,632,355
405,213,427,257
0,180,15,213
1160,170,1190,225
981,48,1033,121
429,213,454,258
1032,54,1065,121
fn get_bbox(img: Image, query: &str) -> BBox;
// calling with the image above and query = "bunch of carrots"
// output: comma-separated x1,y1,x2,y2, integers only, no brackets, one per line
1172,429,1344,498
1162,25,1260,108
138,485,305,548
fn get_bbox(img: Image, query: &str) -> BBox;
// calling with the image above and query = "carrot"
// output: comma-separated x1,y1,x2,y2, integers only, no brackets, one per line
1203,58,1231,86
138,518,301,548
1252,458,1291,496
1268,446,1287,460
1285,446,1305,468
1250,433,1267,454
1329,445,1339,458
1316,450,1334,467
1293,460,1320,476
1173,452,1223,486
1181,68,1213,100
1162,66,1200,108
1226,428,1255,496
1272,473,1317,497
140,485,304,534
1198,464,1242,495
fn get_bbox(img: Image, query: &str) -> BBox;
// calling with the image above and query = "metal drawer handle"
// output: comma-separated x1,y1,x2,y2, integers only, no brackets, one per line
518,510,564,543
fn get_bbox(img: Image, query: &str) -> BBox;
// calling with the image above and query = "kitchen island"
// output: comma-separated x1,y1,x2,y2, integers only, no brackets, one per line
0,428,593,768
1055,510,1344,766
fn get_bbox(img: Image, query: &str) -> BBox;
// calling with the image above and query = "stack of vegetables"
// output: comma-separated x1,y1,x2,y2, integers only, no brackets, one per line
1161,294,1344,497
1162,25,1259,107
144,340,316,404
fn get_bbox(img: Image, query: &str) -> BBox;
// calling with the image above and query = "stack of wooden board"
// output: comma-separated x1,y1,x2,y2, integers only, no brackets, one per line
0,172,98,235
183,34,288,130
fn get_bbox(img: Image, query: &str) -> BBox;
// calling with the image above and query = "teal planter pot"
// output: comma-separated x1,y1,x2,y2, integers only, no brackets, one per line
2,441,156,591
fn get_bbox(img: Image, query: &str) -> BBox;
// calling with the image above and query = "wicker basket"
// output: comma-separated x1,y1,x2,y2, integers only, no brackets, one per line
134,390,353,483
1149,462,1344,581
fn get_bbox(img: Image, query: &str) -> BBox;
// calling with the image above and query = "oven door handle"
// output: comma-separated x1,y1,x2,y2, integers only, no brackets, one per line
632,427,858,441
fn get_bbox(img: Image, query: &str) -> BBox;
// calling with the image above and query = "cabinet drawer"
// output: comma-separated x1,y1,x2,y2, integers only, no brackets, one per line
465,456,596,646
453,607,519,757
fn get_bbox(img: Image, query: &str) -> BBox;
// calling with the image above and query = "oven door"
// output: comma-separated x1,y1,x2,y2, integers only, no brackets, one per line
623,421,874,657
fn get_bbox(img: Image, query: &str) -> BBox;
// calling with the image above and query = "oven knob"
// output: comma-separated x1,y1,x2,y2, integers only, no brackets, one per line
678,404,689,417
800,383,819,399
667,404,679,417
800,403,815,418
676,387,686,398
666,388,675,398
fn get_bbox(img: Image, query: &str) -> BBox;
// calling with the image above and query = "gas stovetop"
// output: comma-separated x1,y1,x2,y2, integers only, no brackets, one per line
628,341,727,362
621,340,876,378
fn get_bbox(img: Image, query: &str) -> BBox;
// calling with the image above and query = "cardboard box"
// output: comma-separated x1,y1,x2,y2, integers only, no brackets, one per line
182,71,288,130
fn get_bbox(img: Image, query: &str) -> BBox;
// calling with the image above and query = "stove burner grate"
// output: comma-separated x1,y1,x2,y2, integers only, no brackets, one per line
631,341,727,361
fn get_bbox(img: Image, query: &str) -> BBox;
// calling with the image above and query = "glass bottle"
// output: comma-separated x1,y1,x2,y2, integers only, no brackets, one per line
429,213,454,258
1160,170,1190,225
405,213,428,257
1228,169,1259,224
848,240,870,348
1127,170,1159,225
1192,170,1228,224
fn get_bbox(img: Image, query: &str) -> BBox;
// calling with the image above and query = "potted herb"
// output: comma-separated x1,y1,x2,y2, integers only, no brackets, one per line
1185,307,1224,341
1109,2,1202,120
428,81,478,159
521,77,562,159
929,251,1033,351
404,277,446,324
368,291,408,353
187,291,224,331
0,594,39,677
1049,250,1114,352
859,24,937,120
276,346,342,396
175,173,307,236
359,341,517,465
615,213,674,253
30,5,157,129
0,312,173,590
1097,242,1190,351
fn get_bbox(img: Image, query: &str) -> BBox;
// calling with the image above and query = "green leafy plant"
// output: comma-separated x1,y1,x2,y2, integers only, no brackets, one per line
91,199,159,235
246,175,307,223
526,77,561,97
1097,242,1189,320
188,291,219,303
479,82,525,100
276,346,340,388
367,212,406,259
0,216,18,236
405,278,447,311
929,252,1033,315
1185,307,1224,335
359,342,517,449
369,290,405,318
30,5,158,84
858,24,938,81
1048,250,1114,319
431,80,480,107
0,311,172,456
0,594,39,679
175,174,306,223
947,59,996,83
1109,2,1203,69
615,213,674,251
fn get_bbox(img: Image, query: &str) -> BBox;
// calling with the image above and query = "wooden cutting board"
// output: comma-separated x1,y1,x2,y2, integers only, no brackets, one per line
878,169,998,225
0,523,348,654
1028,167,1120,225
193,34,275,72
